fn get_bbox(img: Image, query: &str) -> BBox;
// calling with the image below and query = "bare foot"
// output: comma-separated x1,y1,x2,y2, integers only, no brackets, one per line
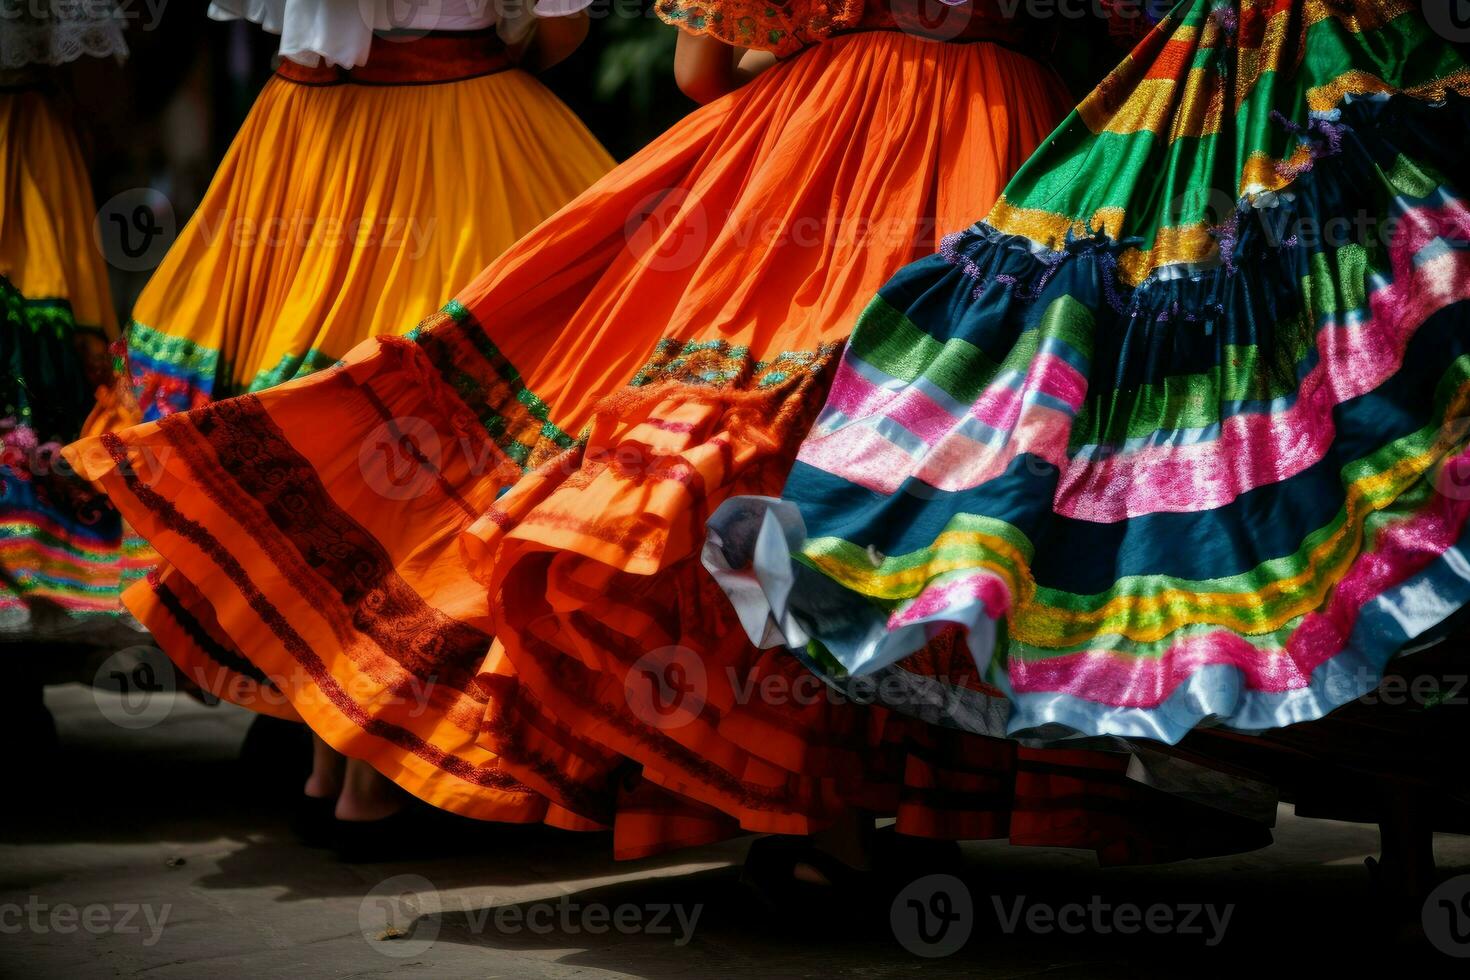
303,735,345,801
334,758,406,822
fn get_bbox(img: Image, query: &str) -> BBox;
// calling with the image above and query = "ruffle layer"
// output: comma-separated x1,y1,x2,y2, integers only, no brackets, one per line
64,30,1274,860
707,0,1470,744
0,279,148,636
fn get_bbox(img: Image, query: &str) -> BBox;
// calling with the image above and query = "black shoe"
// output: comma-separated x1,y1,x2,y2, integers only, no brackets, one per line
238,715,312,799
739,835,876,918
291,795,339,848
872,826,964,879
332,802,487,864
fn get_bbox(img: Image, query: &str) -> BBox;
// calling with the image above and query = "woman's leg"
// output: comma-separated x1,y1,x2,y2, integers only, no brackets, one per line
303,735,345,801
334,756,407,822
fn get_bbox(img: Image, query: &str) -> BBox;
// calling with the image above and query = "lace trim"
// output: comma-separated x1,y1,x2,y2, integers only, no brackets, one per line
0,3,130,70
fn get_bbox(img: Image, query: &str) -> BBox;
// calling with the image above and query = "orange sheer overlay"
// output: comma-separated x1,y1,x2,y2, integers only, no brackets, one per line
69,28,1267,859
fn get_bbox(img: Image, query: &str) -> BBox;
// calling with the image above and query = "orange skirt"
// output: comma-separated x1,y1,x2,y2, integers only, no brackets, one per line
69,32,1268,858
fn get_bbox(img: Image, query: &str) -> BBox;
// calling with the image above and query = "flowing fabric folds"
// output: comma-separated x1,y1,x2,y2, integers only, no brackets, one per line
64,24,1248,853
705,0,1470,745
95,34,611,702
1,89,148,639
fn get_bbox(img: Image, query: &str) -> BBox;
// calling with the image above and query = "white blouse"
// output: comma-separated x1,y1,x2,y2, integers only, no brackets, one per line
207,0,591,69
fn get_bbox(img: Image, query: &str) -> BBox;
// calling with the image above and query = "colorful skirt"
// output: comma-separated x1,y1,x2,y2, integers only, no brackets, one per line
123,31,614,421
706,0,1470,746
0,88,148,639
70,28,1271,859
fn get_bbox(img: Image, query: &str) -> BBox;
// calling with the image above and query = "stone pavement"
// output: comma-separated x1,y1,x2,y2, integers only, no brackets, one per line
3,685,1469,978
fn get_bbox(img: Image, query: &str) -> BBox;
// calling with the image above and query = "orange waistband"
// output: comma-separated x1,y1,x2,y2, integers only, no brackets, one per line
273,29,514,86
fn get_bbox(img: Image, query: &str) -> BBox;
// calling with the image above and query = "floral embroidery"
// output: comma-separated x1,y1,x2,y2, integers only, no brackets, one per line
628,336,842,390
654,0,865,57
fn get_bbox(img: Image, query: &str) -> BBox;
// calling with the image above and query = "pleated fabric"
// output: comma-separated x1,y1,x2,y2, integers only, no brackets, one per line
455,33,1071,839
123,58,614,420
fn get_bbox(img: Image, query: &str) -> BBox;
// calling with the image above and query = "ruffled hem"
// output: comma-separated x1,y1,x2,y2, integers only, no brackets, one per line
1,277,145,638
69,336,555,823
706,3,1470,744
706,472,1470,745
75,24,1271,861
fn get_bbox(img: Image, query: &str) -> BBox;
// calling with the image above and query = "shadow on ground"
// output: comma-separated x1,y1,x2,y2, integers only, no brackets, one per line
2,685,1468,978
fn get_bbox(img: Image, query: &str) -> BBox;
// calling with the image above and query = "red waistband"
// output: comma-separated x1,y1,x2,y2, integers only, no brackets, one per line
273,29,514,86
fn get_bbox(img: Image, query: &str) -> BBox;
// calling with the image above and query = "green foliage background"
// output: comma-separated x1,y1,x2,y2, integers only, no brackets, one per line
541,4,692,161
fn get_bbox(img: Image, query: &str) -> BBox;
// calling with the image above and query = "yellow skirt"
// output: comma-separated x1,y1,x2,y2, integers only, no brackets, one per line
0,90,116,333
124,45,613,421
1,89,147,637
